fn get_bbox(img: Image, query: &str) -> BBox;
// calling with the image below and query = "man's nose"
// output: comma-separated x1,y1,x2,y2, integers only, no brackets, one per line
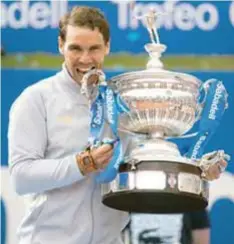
79,50,92,63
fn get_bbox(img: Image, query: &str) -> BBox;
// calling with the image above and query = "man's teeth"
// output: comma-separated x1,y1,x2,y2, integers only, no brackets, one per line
77,67,96,74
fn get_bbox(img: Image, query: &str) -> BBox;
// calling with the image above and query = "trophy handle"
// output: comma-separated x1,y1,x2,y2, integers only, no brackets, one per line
195,79,216,122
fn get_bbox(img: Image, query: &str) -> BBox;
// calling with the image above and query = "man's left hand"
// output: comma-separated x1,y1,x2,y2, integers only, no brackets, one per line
199,150,230,181
202,159,227,181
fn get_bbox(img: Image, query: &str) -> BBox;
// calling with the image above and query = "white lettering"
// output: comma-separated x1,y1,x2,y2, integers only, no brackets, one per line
208,83,224,120
229,1,234,27
7,1,29,29
51,0,59,28
191,135,207,160
196,3,219,30
0,3,8,28
112,0,219,31
93,101,103,125
106,89,115,124
30,3,50,29
161,1,177,29
174,3,196,31
115,1,129,29
0,0,68,29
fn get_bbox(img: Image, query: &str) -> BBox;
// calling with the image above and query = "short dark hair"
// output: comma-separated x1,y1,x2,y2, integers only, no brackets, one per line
59,6,110,44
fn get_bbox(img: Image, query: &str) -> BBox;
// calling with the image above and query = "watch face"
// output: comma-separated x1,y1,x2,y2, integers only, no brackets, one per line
83,156,91,166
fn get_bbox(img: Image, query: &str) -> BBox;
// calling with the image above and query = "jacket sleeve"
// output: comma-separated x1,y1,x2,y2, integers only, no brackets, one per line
8,88,85,195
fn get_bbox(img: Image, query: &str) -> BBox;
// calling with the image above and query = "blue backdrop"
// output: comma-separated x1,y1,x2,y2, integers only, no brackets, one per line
1,0,234,54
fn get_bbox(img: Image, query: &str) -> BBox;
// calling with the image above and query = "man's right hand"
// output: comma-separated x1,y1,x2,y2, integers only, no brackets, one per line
76,144,114,176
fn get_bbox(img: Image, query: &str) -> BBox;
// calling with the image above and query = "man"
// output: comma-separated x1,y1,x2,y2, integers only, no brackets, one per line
8,6,128,244
8,5,226,244
122,210,210,244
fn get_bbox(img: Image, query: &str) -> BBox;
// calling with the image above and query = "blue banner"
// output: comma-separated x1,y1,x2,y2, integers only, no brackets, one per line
186,79,228,160
1,0,234,54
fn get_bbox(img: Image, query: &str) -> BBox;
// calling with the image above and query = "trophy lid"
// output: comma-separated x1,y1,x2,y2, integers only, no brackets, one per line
109,7,201,88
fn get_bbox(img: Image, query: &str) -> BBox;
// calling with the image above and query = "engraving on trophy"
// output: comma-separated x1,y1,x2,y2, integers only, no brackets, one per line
178,173,201,194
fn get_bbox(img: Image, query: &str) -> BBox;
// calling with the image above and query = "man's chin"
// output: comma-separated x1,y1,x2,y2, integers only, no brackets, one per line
72,72,83,84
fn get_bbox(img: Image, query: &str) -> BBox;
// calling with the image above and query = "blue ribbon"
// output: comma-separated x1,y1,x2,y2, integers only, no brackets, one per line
185,79,228,160
88,85,106,146
88,82,130,183
95,87,122,183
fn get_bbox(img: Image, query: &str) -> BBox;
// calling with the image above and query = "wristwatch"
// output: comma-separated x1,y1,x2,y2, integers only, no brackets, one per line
76,150,97,175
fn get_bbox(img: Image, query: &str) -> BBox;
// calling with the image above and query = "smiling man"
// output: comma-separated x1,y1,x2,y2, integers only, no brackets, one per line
58,7,110,84
8,6,129,244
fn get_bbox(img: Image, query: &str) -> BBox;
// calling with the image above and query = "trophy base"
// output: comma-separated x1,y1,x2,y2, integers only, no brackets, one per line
101,161,208,214
103,190,207,214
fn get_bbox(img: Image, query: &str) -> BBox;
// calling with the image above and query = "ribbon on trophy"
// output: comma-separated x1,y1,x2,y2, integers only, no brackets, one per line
81,69,129,183
184,79,230,174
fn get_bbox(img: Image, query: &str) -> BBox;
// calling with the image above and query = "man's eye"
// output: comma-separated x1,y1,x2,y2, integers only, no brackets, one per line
70,46,81,51
90,47,100,51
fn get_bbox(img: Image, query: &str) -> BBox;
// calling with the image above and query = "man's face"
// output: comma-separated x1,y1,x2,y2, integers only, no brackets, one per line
59,25,110,84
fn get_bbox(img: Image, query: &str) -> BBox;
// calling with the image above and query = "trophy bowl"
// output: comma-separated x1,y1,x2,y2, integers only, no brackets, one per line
112,69,201,137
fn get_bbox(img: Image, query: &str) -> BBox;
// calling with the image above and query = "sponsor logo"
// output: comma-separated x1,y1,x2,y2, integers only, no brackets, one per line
106,89,115,124
191,135,207,160
111,0,226,31
93,100,103,126
1,0,68,29
208,83,224,120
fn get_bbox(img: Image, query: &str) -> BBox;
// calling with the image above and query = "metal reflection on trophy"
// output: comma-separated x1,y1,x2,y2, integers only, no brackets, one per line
101,8,227,213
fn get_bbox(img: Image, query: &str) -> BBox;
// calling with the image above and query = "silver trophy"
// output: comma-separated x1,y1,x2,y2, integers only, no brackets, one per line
101,9,228,213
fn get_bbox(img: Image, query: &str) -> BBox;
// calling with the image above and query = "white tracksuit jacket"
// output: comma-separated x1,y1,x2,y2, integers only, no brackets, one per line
8,65,129,244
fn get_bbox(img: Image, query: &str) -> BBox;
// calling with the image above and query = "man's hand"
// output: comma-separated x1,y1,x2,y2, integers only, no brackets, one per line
77,144,113,176
202,159,227,181
91,144,113,170
199,150,229,181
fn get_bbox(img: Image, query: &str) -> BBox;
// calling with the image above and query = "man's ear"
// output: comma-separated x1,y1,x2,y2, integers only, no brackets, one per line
58,37,64,55
105,41,110,55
